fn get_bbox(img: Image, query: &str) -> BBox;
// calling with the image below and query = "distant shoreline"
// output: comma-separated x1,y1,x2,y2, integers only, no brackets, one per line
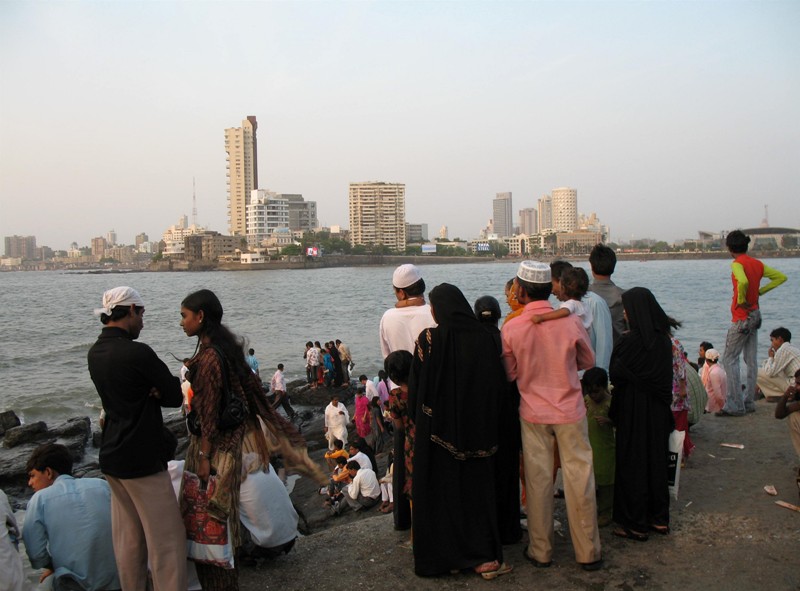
3,250,798,273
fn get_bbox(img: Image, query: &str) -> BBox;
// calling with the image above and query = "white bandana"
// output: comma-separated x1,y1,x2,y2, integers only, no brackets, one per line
94,286,145,316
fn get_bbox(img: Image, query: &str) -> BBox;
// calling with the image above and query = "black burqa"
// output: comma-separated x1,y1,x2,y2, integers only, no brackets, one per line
409,283,505,577
476,300,522,546
329,345,344,387
609,287,675,533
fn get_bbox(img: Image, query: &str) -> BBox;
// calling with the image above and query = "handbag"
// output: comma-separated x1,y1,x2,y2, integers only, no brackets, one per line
181,472,234,568
185,346,247,437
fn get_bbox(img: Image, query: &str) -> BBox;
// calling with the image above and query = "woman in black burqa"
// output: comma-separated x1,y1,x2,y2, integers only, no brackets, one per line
609,287,674,542
409,283,511,579
474,295,522,546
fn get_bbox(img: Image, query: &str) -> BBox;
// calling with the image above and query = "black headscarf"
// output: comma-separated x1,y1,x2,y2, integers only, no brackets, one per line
610,287,673,406
409,283,503,459
621,287,670,351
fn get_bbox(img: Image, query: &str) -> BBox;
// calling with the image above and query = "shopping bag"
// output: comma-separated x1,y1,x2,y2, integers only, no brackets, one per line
667,429,686,500
181,471,235,569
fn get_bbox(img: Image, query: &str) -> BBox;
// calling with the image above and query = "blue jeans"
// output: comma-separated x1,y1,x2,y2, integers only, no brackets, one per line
722,309,761,415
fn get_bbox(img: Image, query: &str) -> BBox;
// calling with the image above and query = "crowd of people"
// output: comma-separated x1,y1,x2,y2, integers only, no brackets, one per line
2,230,798,590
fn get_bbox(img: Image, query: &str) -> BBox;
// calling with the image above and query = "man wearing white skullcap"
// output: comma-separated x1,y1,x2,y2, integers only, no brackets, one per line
379,264,436,359
87,287,188,590
378,263,436,532
501,262,602,571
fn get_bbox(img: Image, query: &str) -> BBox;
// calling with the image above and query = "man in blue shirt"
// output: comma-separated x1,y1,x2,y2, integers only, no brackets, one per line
22,443,120,591
246,347,261,378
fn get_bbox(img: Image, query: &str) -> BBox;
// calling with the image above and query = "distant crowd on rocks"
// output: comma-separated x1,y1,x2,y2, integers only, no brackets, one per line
2,231,800,591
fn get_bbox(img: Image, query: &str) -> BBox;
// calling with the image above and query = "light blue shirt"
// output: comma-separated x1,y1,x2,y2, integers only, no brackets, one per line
583,291,613,372
22,475,120,591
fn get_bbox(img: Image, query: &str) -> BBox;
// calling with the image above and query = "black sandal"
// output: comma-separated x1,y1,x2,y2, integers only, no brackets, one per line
613,527,649,542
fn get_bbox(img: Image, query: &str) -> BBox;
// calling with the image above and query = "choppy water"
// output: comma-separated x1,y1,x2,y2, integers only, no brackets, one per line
1,258,798,425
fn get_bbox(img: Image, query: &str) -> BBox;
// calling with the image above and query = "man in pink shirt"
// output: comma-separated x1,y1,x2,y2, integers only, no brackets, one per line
502,260,602,572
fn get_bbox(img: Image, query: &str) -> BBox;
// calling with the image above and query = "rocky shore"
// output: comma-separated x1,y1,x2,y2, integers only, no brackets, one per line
4,393,799,590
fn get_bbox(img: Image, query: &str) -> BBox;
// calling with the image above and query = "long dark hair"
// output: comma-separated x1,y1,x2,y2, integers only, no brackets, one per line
182,289,250,379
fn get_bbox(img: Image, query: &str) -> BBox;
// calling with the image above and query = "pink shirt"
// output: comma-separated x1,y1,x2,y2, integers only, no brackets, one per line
502,300,595,424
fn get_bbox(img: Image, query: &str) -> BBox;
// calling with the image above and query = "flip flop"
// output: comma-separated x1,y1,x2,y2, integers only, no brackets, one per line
613,527,649,542
480,562,513,580
650,524,670,535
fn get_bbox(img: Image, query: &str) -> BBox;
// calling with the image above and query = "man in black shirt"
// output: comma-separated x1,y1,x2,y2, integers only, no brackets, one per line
87,286,187,591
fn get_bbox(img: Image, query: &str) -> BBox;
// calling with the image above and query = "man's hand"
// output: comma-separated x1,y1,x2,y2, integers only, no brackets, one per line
768,347,776,358
39,568,54,583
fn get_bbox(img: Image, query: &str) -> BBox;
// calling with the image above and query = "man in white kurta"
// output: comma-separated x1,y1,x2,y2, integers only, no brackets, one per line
325,396,350,450
379,264,436,358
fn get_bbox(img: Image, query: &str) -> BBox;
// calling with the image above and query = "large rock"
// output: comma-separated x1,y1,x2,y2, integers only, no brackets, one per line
2,421,47,448
0,417,92,506
0,410,21,436
2,417,91,450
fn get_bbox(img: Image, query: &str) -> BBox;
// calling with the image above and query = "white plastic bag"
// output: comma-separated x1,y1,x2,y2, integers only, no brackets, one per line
667,429,685,500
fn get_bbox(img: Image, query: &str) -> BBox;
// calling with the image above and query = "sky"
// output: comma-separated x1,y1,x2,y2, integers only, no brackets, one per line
1,1,798,251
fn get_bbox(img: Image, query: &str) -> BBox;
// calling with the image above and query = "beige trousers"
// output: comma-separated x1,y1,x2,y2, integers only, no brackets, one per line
106,471,188,591
521,418,601,564
789,411,800,460
757,369,790,399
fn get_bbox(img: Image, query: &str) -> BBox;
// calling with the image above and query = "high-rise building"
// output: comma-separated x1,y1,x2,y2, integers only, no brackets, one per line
284,194,318,233
551,187,578,232
106,230,117,246
225,116,259,236
348,182,406,252
246,189,290,246
519,208,538,236
91,237,107,257
492,192,513,238
537,194,553,233
439,225,449,240
405,223,429,243
4,235,37,259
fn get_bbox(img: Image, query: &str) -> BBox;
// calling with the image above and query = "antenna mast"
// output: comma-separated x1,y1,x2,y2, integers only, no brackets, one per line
192,177,198,227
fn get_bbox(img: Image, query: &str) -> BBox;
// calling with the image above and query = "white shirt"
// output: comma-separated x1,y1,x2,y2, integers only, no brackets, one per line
364,379,379,400
347,467,381,500
762,342,800,380
306,347,320,366
349,450,374,471
560,298,592,330
379,304,436,358
239,465,299,548
271,369,286,392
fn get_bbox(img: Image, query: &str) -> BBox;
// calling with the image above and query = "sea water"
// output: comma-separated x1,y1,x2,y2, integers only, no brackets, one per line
1,258,797,425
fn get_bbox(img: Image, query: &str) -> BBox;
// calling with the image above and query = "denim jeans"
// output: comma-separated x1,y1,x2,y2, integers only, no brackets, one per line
722,309,761,415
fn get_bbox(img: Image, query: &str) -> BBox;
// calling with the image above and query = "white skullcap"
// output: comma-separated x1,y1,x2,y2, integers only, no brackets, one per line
517,260,551,284
393,264,422,289
705,348,721,361
95,286,145,316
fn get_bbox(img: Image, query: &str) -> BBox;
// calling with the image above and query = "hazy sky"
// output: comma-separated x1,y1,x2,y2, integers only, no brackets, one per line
1,1,798,250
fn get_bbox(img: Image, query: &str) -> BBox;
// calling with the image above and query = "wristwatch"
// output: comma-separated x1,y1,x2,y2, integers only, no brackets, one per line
199,450,209,459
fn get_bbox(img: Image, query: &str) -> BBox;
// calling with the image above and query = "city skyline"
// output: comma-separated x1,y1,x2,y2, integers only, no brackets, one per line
1,1,798,251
